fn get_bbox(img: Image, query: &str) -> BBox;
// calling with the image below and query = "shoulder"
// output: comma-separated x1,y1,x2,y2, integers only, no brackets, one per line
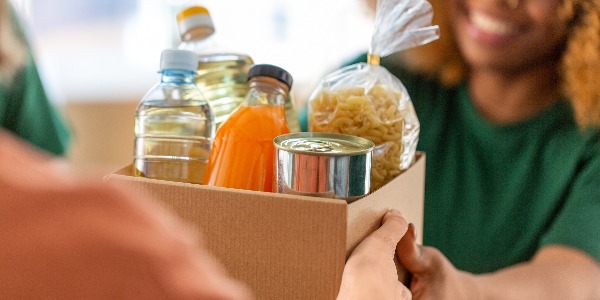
577,128,600,175
539,123,600,263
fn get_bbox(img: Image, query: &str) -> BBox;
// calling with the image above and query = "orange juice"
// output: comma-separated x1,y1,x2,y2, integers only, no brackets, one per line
203,104,290,191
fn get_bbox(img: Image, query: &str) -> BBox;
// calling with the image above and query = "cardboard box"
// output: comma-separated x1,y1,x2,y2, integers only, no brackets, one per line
104,153,425,300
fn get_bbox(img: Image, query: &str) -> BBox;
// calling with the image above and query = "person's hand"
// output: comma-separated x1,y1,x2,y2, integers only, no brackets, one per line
337,209,412,300
396,224,480,299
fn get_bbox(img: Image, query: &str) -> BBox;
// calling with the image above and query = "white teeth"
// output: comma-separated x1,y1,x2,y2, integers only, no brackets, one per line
471,11,516,35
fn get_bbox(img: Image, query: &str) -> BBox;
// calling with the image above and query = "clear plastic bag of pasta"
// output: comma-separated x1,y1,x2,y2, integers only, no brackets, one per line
308,0,439,191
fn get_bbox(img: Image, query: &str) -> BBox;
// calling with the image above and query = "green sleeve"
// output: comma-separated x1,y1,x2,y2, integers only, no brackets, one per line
0,4,71,156
539,134,600,262
2,55,71,156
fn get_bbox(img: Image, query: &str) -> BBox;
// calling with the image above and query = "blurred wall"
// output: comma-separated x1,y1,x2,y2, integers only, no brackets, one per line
63,100,138,176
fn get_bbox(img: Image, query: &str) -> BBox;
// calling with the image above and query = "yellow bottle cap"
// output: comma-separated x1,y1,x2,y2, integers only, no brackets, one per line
176,6,210,22
176,6,215,39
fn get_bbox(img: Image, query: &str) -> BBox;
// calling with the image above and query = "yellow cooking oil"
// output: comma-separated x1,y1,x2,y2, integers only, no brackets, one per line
194,53,300,132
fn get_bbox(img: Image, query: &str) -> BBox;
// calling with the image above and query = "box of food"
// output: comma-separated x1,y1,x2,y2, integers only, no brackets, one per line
104,153,425,300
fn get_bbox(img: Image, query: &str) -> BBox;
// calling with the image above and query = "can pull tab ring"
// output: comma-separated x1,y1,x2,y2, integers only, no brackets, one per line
291,141,338,153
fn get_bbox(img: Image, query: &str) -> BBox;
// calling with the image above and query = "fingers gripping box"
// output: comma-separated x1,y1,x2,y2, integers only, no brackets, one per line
105,153,425,300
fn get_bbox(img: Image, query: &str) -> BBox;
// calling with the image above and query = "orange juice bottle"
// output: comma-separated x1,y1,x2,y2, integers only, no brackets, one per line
203,64,292,191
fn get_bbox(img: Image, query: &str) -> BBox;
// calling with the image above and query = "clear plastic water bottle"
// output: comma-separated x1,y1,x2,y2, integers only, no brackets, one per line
133,49,215,184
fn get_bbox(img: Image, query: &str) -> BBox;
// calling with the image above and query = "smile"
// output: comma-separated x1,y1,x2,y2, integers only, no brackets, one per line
470,11,518,36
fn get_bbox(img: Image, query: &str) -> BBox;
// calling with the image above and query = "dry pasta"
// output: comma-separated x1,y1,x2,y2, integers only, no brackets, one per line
309,84,407,191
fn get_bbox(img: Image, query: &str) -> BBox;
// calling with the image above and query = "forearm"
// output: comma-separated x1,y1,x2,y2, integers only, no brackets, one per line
472,246,600,300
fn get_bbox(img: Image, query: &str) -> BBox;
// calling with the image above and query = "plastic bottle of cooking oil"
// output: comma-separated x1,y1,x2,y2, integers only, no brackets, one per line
176,6,217,53
285,92,301,133
133,49,215,184
203,64,292,192
175,6,300,132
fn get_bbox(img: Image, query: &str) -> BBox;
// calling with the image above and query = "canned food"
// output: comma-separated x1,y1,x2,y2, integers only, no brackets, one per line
274,132,374,202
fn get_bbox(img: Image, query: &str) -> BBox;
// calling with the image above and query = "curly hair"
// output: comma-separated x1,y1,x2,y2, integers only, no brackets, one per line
395,0,600,128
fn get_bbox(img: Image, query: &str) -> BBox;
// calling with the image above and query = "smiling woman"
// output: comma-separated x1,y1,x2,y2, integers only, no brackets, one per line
455,0,568,68
334,0,600,298
397,0,600,127
448,0,570,124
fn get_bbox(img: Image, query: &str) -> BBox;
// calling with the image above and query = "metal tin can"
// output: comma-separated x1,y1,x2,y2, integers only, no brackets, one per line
274,132,374,202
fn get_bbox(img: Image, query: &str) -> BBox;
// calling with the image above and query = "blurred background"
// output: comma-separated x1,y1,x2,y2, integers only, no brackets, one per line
9,0,374,175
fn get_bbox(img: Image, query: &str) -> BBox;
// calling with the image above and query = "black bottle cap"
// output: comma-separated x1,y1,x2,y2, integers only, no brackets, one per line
248,64,293,90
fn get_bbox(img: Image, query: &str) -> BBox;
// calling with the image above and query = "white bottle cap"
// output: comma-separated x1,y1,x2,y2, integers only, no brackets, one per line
160,49,197,72
177,6,215,40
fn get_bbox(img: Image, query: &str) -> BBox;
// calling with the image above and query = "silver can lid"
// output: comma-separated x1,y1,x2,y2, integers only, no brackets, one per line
274,132,374,156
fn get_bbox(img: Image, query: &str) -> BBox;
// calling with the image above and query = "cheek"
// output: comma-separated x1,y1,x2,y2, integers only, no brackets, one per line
445,0,461,20
445,0,465,38
526,2,569,38
524,2,569,56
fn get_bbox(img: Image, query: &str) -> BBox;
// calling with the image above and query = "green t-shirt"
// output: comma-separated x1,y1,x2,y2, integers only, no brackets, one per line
0,6,70,156
309,54,600,274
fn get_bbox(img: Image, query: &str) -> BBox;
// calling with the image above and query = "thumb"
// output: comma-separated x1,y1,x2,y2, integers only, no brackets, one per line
396,223,432,274
377,209,409,253
357,209,409,255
